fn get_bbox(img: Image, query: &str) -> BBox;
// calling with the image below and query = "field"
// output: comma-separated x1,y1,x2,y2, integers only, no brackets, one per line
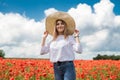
0,58,120,80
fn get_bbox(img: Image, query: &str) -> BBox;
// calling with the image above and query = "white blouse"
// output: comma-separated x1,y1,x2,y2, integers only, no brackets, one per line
40,35,82,63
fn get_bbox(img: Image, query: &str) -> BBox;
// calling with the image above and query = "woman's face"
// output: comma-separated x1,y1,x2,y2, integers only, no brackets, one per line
56,20,65,34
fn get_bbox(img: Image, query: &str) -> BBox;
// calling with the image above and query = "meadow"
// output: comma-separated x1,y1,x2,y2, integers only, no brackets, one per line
0,58,120,80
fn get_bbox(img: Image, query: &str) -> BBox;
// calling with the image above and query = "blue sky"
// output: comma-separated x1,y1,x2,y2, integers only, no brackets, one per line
0,0,120,59
0,0,120,21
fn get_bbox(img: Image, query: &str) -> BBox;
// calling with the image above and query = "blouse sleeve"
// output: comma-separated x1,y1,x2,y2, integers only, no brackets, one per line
40,41,51,55
69,36,82,54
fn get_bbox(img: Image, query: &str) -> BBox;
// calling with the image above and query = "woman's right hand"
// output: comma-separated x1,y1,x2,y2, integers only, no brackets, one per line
42,31,48,39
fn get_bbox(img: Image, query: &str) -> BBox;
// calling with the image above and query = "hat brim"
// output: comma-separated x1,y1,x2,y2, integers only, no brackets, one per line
45,11,75,36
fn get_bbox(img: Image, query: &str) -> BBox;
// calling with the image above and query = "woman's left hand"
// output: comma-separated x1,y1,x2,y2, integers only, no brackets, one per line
74,29,80,37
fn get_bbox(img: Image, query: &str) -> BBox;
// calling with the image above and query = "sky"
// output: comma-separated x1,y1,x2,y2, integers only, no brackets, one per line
0,0,120,59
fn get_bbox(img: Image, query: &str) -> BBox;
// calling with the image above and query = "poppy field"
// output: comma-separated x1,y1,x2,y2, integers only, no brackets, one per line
0,58,120,80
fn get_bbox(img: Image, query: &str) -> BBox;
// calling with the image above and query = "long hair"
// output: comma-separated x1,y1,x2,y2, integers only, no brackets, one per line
52,19,69,41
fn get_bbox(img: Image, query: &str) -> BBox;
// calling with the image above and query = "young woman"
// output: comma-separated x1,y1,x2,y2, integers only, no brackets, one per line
40,12,82,80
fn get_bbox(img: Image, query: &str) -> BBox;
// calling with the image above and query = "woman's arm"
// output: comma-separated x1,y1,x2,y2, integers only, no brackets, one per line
40,31,49,55
74,29,80,43
41,31,48,46
73,29,82,53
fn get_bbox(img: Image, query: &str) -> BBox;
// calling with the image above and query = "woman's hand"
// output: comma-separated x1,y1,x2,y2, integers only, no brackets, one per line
74,29,80,43
74,29,80,37
42,31,48,39
41,31,48,47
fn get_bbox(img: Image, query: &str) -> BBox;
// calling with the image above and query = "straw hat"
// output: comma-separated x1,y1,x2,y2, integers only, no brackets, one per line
45,11,75,36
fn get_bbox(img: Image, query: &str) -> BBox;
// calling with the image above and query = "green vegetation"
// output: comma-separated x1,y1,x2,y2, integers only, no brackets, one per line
0,49,5,58
93,54,120,60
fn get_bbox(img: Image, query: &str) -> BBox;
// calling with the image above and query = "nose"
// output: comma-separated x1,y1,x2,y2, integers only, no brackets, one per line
58,24,62,26
58,25,63,29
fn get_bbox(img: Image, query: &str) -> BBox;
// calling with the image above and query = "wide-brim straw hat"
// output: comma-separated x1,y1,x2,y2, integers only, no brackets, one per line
45,11,75,36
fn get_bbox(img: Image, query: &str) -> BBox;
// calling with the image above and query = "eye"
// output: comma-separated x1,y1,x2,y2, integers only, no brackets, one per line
56,23,59,25
61,22,65,25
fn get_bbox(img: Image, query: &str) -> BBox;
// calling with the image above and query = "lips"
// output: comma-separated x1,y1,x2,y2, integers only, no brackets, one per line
58,27,64,29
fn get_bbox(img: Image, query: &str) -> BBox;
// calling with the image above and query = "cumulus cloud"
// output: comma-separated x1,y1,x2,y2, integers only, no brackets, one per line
75,51,120,60
44,8,58,16
0,13,45,44
93,0,115,28
81,29,109,51
68,3,93,29
68,0,120,53
0,12,46,58
114,16,120,27
0,0,120,59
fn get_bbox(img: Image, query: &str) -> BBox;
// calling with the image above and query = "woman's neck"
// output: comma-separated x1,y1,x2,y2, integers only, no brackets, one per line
58,32,64,35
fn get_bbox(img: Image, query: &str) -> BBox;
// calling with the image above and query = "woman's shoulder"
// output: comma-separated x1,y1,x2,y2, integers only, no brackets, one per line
68,35,75,40
68,35,74,38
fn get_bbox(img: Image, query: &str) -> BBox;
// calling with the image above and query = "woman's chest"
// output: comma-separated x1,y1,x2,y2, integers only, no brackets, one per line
50,40,70,50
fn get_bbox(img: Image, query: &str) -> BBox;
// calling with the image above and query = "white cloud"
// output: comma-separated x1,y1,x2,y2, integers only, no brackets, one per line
2,42,39,57
0,0,120,59
68,0,120,52
81,29,109,51
68,3,94,29
75,51,120,60
0,12,45,44
44,8,58,16
114,16,120,27
0,12,46,58
93,0,115,28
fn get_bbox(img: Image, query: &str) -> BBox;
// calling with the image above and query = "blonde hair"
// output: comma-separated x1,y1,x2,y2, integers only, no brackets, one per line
52,19,69,41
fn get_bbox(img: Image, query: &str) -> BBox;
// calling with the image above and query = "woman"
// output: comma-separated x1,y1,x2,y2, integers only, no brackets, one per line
40,12,82,80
